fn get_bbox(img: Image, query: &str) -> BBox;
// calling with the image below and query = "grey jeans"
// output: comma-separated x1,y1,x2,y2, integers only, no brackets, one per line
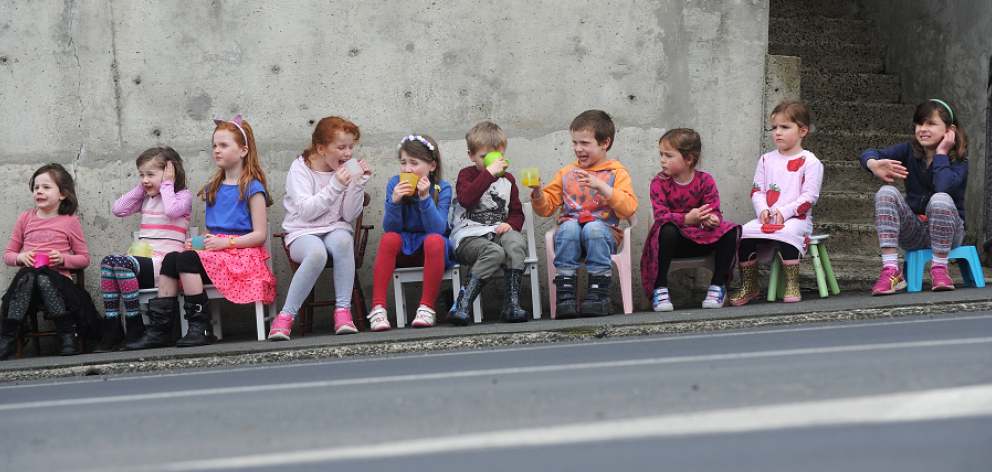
455,231,527,280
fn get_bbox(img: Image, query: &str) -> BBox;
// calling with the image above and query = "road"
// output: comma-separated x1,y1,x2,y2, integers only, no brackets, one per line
2,312,991,472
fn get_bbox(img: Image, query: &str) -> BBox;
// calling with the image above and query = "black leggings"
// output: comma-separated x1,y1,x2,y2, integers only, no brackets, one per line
655,224,740,287
3,271,66,321
738,238,800,263
159,251,212,285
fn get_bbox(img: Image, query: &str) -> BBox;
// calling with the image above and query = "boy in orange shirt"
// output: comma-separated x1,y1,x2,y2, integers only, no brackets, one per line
529,110,638,317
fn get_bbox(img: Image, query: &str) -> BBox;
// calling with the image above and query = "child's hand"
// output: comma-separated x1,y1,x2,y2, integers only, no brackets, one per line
16,251,35,267
685,204,713,226
702,213,721,228
392,180,412,203
416,175,431,200
867,159,908,183
48,250,64,267
575,169,614,199
335,167,352,185
184,238,193,251
770,210,784,225
937,129,956,155
760,209,771,224
204,235,228,251
358,159,372,177
486,154,508,177
494,223,513,235
164,161,175,183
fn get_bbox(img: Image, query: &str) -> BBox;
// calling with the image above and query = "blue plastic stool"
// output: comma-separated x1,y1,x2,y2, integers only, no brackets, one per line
902,246,986,292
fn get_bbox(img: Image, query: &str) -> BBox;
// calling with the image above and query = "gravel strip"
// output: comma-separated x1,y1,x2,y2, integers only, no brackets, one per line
2,301,989,384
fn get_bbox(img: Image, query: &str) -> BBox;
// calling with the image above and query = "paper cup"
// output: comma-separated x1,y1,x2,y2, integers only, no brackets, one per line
520,167,540,187
399,173,419,195
342,159,363,178
33,253,50,268
192,236,206,250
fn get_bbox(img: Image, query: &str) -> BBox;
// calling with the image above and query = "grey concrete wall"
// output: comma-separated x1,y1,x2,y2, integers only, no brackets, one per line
861,0,992,249
0,0,769,332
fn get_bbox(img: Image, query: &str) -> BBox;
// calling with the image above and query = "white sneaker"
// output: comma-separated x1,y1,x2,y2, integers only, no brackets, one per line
367,305,391,332
411,305,436,328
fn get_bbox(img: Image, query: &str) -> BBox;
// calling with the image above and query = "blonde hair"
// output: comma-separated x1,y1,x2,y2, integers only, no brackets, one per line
465,121,507,155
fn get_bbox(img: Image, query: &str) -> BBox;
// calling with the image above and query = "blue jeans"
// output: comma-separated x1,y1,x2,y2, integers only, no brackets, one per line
554,220,617,277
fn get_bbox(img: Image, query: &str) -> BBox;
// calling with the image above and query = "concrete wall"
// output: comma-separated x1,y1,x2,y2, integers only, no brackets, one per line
0,0,769,333
861,0,992,249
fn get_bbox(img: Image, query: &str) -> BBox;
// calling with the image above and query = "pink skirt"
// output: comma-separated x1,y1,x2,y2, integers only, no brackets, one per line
195,235,276,304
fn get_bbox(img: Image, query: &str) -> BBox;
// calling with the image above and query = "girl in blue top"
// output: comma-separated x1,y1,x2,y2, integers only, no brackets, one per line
368,135,453,331
860,99,969,295
124,116,277,350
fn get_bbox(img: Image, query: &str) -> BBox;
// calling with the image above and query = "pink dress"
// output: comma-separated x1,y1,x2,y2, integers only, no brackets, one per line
740,149,823,260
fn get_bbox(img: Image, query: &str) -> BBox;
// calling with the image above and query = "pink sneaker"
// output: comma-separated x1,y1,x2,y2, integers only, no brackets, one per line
267,313,294,341
930,265,955,291
872,266,906,296
333,307,358,334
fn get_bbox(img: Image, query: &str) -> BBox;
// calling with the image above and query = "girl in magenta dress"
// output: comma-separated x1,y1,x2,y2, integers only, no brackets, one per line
640,129,740,311
730,101,823,306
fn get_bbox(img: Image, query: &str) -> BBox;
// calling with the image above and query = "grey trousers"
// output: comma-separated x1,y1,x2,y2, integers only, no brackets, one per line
455,231,527,280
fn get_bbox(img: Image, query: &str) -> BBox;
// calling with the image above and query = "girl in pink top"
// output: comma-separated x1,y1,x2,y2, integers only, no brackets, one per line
730,101,823,306
93,148,192,352
1,163,95,359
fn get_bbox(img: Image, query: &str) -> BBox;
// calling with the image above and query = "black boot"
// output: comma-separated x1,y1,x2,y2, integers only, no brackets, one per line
122,297,177,350
93,316,125,353
447,275,486,326
52,315,80,356
553,274,579,319
175,293,215,347
0,318,24,361
580,275,613,317
122,315,146,347
500,268,530,323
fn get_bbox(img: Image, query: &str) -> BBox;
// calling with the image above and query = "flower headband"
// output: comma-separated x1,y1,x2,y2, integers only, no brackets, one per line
398,135,436,156
214,115,248,145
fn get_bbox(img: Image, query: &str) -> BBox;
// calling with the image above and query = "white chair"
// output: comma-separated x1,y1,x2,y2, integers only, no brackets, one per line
470,202,543,321
545,214,638,318
392,265,466,328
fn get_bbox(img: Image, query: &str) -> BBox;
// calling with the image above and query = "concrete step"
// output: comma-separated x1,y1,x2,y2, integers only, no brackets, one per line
769,18,873,45
770,0,862,19
816,191,877,224
821,161,903,193
813,222,880,259
801,72,902,103
811,101,917,134
804,130,912,162
769,42,886,74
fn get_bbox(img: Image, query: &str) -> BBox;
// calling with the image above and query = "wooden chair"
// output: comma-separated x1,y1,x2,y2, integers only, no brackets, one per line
274,192,373,335
16,269,86,358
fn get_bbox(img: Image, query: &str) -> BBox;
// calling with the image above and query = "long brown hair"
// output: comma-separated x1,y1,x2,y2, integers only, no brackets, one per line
198,119,274,207
30,163,78,215
136,147,187,192
911,100,969,163
302,117,361,170
398,134,443,205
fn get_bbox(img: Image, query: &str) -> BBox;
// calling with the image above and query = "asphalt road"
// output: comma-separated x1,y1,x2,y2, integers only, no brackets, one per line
2,312,991,472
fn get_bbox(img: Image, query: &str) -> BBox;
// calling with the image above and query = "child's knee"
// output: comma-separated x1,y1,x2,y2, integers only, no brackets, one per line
926,193,955,213
581,221,610,241
875,185,902,205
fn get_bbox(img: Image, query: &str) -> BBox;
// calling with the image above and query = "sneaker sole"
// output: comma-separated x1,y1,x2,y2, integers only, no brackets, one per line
701,301,724,309
932,284,955,292
334,326,358,335
873,280,908,295
267,333,290,341
653,304,673,312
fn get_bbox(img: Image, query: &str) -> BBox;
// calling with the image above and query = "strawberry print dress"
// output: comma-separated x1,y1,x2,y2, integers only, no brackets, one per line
740,149,823,261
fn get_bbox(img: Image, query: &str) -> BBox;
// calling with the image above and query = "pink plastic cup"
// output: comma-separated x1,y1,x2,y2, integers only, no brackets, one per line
34,253,50,268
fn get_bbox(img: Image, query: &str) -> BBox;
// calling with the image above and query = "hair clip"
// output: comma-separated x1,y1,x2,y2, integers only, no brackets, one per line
214,115,248,144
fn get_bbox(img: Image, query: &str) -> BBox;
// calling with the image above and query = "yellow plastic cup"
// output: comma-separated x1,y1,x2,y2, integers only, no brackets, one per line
399,173,419,195
128,241,153,258
520,167,540,187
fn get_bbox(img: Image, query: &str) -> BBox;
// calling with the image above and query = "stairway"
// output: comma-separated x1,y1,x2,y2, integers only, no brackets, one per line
768,0,913,289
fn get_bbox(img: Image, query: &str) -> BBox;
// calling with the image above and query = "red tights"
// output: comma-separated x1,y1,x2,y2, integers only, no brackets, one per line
372,233,446,310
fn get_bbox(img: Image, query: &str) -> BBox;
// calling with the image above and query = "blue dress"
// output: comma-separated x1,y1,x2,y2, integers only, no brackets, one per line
382,175,454,268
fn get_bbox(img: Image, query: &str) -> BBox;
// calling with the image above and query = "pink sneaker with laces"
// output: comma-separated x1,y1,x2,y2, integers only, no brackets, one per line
872,266,906,296
930,265,955,291
333,307,358,334
267,313,294,341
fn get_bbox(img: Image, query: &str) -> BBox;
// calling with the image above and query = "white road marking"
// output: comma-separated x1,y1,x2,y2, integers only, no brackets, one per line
3,311,990,391
86,383,992,472
3,335,991,411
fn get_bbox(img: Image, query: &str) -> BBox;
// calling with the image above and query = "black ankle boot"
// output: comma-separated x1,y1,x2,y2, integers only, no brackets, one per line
500,268,530,323
580,275,613,317
122,315,146,346
447,275,486,326
53,315,80,356
122,297,177,350
0,318,24,361
553,274,579,319
175,293,215,347
93,316,125,353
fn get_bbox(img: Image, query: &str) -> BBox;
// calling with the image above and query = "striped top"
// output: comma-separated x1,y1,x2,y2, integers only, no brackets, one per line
113,181,192,280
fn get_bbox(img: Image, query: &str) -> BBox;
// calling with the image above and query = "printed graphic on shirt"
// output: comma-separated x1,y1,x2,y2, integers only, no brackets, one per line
459,188,508,226
562,168,617,223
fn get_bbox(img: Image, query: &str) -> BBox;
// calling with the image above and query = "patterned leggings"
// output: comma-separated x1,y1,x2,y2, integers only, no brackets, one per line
4,271,66,322
875,185,964,254
101,255,142,319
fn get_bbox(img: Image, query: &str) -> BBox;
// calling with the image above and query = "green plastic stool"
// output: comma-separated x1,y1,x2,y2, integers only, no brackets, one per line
767,234,841,301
